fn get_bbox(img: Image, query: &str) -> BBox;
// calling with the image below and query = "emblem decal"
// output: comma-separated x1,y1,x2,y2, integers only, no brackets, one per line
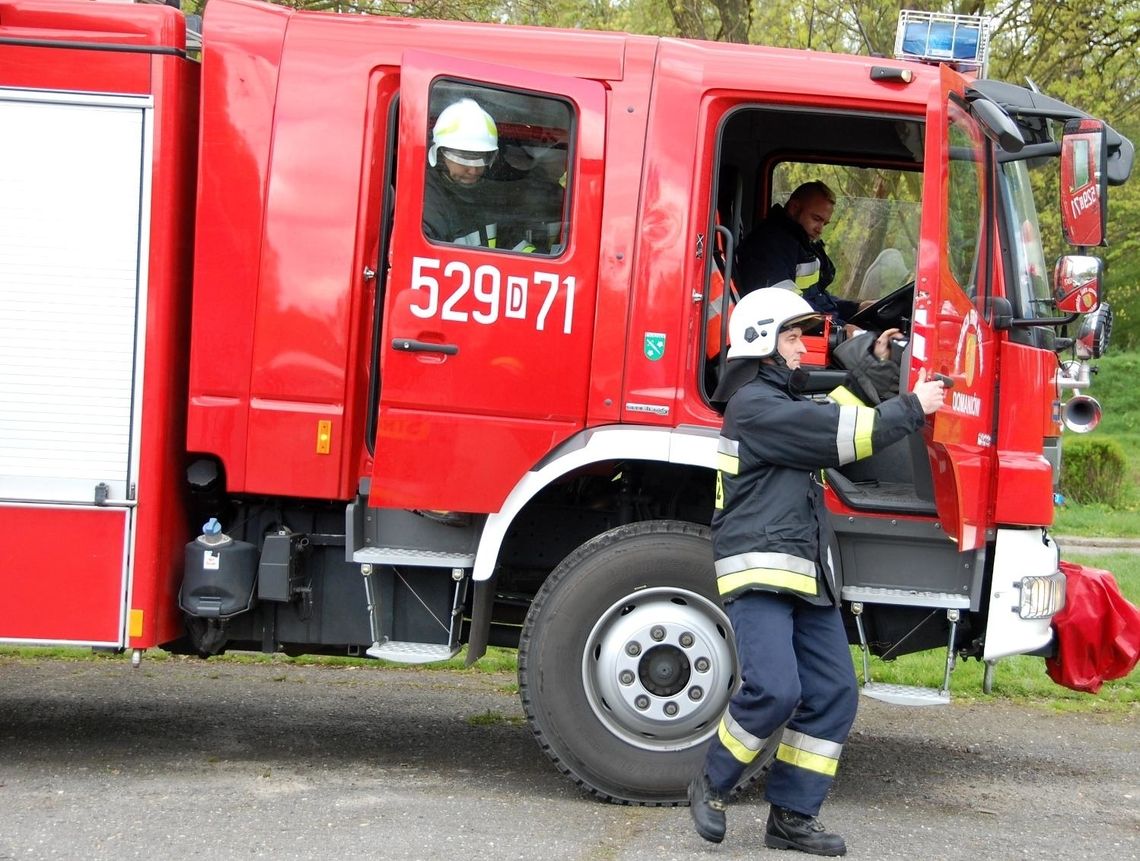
643,332,666,361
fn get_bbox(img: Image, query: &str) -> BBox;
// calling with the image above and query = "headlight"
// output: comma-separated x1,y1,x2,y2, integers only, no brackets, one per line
1016,572,1066,620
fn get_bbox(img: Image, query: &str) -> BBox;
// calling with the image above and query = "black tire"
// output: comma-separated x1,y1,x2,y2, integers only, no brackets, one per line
518,520,777,805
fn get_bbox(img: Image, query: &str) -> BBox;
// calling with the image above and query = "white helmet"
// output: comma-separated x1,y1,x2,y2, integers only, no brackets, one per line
726,284,822,361
428,99,498,168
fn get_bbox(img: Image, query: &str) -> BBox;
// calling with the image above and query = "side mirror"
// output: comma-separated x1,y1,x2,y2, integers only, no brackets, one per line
1053,255,1102,315
1060,118,1108,247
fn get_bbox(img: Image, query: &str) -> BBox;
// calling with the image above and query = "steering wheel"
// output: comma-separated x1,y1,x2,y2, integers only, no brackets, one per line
846,280,915,335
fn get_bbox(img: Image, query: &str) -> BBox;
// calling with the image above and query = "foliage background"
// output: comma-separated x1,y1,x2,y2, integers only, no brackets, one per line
183,0,1139,341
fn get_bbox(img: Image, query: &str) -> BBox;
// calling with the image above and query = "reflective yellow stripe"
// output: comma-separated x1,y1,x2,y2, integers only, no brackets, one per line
716,452,739,475
783,728,843,758
853,406,874,460
719,717,765,764
717,567,818,597
720,721,754,763
717,551,815,579
726,712,768,751
836,404,876,464
715,471,724,510
827,386,862,407
793,260,820,293
776,742,839,776
716,437,740,476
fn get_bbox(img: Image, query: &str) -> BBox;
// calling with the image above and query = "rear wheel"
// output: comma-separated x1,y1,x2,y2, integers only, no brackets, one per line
518,520,776,804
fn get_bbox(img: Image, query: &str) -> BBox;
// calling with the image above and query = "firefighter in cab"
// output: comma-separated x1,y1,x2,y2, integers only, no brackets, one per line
689,287,945,855
423,97,502,247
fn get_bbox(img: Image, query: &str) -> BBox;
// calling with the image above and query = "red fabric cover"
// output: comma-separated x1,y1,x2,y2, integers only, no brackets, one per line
1046,561,1140,693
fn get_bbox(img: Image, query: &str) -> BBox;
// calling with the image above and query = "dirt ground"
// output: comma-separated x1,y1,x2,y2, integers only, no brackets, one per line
0,656,1136,860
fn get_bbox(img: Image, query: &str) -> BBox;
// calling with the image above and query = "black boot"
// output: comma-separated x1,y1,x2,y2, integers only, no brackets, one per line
687,773,727,844
764,805,846,856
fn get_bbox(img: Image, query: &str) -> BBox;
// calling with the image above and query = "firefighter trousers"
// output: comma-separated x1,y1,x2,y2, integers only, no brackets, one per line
703,591,858,816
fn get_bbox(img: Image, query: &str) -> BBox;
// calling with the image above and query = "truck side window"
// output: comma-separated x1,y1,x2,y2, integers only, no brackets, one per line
946,101,986,297
423,80,571,256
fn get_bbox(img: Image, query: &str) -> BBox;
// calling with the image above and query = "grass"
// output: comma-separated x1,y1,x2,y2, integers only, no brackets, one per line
6,551,1136,713
868,551,1140,711
0,644,520,675
1052,503,1140,538
1052,351,1140,537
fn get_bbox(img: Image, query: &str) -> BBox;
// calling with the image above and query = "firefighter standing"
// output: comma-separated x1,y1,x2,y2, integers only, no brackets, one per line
688,288,945,855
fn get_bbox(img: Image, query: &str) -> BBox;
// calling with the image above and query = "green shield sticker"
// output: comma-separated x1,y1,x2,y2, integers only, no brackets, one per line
644,332,666,361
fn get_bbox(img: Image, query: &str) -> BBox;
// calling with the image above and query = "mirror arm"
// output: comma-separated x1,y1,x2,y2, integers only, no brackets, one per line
1009,312,1080,329
995,142,1060,163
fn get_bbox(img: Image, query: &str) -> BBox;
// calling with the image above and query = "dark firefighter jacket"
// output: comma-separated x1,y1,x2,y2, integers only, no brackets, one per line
736,204,858,322
711,362,926,606
422,167,556,252
422,167,502,248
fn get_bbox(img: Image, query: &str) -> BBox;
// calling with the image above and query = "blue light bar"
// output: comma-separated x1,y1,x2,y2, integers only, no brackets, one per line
894,10,990,77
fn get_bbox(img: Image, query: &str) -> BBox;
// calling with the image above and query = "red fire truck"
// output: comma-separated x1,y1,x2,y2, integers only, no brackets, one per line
0,0,1132,803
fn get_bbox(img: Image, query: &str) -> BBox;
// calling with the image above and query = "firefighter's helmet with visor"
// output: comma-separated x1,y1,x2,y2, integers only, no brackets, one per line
726,284,822,361
428,98,498,168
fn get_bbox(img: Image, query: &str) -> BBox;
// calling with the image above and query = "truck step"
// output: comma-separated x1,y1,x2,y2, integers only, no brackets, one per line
860,682,950,706
365,641,460,664
353,546,474,568
841,585,969,609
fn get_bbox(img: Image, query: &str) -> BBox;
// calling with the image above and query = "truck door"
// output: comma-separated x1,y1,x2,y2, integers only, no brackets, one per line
370,52,606,513
910,66,997,551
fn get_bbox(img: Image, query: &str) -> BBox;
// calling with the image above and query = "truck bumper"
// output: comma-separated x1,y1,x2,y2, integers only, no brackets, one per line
983,528,1065,661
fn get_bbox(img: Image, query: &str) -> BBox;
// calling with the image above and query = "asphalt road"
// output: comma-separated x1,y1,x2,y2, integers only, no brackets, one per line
0,656,1136,861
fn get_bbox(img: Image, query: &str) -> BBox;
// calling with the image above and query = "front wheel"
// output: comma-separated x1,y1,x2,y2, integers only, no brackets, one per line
518,520,775,804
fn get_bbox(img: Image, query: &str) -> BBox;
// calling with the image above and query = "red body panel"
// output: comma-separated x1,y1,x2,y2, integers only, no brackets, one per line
0,1,198,648
0,506,128,644
185,0,288,494
0,0,182,92
993,342,1056,526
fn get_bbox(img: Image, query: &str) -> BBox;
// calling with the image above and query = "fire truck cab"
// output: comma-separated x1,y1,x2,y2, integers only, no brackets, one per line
0,0,1131,804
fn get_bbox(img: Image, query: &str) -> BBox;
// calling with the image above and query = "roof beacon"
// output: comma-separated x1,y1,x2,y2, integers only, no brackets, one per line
894,10,990,78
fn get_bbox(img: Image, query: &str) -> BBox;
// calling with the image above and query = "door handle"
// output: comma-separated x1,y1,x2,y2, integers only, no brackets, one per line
391,338,459,356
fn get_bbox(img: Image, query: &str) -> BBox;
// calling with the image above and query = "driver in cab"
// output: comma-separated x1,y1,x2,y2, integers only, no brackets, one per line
737,180,905,402
736,181,857,324
423,98,504,248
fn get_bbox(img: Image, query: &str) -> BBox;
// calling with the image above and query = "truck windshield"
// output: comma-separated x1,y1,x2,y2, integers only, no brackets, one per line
999,160,1052,320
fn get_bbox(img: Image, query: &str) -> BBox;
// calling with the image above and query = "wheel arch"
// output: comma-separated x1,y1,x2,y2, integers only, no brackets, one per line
471,425,720,582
